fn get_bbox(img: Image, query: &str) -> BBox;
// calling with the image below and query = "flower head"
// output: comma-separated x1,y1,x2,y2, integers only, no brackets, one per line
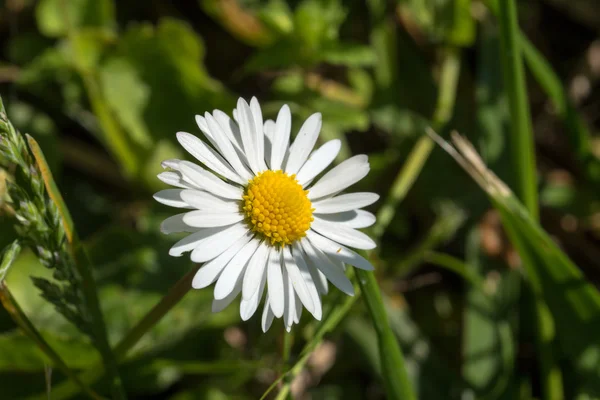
154,97,378,332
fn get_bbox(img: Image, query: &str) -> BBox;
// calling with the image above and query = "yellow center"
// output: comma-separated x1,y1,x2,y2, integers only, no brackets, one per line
242,170,314,246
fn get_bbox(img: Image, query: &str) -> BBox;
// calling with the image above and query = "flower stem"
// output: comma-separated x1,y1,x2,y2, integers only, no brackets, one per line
355,269,415,400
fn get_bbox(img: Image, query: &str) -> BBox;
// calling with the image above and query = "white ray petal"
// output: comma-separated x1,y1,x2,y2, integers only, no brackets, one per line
204,112,253,181
179,161,243,200
157,171,194,189
283,268,295,332
295,242,328,295
285,113,322,175
240,260,267,321
307,155,369,200
192,232,253,289
283,246,314,314
270,105,291,170
296,140,341,186
176,132,245,185
183,210,244,228
237,98,260,173
306,230,374,271
180,190,239,213
213,109,245,153
212,280,242,313
261,295,275,332
294,293,302,324
310,219,376,250
291,243,322,320
189,223,249,262
301,240,354,296
214,238,260,300
312,192,379,213
263,119,276,169
242,243,270,300
154,189,193,209
267,249,285,318
314,210,376,229
160,213,197,234
250,97,267,171
169,225,234,257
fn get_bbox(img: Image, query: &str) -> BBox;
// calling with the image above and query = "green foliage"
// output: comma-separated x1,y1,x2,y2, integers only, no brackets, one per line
1,0,599,399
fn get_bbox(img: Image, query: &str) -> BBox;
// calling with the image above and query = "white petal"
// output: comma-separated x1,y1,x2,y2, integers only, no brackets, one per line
301,240,354,296
295,241,328,295
312,192,379,213
180,190,239,213
285,113,322,175
157,171,194,189
261,295,275,332
308,155,369,200
205,112,253,181
189,223,249,262
179,161,243,200
294,294,302,324
291,244,322,320
306,230,374,271
161,213,197,234
154,189,193,209
263,119,276,169
214,238,260,300
283,246,314,314
267,249,285,318
183,210,244,228
192,232,253,289
310,219,376,250
250,97,267,171
212,280,242,313
169,226,230,257
296,140,341,186
283,268,295,332
240,262,267,321
270,105,291,170
213,110,245,154
237,98,260,173
314,210,376,229
176,132,245,185
242,244,270,300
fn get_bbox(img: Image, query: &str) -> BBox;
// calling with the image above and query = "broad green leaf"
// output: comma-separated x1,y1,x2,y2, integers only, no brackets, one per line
293,0,346,49
100,58,152,148
36,0,115,37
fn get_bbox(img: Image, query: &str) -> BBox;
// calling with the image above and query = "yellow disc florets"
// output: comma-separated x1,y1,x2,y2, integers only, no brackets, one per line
242,170,314,246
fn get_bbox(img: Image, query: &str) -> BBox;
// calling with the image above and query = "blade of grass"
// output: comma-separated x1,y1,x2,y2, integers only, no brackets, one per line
355,268,416,400
27,135,126,399
496,2,564,398
496,0,538,220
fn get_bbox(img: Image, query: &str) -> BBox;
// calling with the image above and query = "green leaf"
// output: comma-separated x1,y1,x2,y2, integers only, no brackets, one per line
100,58,152,148
36,0,115,37
293,0,346,49
318,43,376,67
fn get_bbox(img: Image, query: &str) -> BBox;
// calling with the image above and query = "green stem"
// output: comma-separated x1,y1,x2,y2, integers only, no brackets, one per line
496,0,538,220
355,269,415,400
269,292,359,400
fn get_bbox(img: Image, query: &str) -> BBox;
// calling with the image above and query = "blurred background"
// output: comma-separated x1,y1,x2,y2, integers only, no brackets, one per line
0,0,600,399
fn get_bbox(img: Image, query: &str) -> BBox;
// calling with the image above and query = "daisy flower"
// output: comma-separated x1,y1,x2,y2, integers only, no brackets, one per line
154,97,378,332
